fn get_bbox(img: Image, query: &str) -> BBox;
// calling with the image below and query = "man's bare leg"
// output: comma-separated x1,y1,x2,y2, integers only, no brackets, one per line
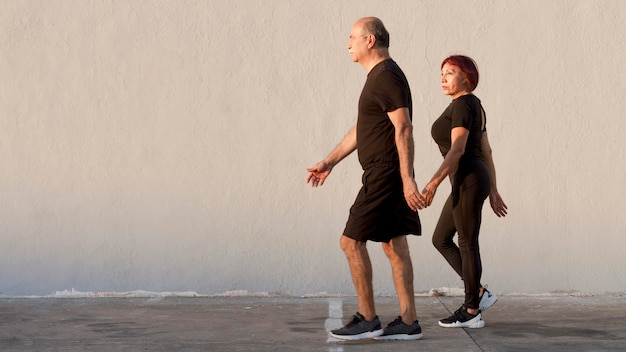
340,235,376,321
382,235,417,324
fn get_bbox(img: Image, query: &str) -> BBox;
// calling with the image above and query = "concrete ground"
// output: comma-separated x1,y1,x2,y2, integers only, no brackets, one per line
1,295,625,351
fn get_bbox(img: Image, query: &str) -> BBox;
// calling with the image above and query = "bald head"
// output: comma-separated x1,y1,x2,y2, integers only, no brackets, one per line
359,17,390,48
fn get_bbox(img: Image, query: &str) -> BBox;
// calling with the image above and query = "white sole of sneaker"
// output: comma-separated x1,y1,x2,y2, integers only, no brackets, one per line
373,332,423,341
329,329,383,341
438,314,485,329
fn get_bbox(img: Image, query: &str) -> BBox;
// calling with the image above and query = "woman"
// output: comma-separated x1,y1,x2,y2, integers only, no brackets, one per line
421,55,507,328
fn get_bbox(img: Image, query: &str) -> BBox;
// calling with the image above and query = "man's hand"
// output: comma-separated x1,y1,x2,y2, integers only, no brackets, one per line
306,161,333,187
403,179,426,211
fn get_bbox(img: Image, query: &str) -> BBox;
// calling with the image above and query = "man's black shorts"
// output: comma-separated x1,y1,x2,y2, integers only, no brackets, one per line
343,163,421,242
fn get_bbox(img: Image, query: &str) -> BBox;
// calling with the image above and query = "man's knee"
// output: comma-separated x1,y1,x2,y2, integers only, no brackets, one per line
340,235,365,254
383,236,410,259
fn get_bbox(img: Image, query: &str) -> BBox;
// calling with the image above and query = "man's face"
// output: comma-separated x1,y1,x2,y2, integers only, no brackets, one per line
347,21,370,63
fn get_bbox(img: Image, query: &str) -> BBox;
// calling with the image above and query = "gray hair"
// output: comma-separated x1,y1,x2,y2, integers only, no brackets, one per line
363,17,389,48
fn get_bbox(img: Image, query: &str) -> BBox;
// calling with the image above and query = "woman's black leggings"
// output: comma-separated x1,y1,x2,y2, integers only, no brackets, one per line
432,159,490,310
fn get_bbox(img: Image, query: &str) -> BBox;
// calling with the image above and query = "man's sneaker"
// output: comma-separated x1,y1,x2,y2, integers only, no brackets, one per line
479,288,497,312
329,312,383,340
373,316,423,340
438,306,485,328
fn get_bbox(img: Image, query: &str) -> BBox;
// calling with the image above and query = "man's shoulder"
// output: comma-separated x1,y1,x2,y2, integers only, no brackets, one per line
375,58,403,73
369,59,407,83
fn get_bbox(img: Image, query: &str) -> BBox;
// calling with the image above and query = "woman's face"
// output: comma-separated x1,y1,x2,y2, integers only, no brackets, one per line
441,63,470,99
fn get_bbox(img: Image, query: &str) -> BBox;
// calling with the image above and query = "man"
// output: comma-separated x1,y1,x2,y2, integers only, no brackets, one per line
306,17,425,341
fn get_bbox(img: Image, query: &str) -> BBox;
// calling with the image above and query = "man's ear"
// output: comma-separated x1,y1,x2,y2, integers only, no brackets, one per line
366,34,376,49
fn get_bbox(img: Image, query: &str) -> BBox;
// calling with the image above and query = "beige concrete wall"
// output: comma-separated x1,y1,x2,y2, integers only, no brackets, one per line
1,0,625,296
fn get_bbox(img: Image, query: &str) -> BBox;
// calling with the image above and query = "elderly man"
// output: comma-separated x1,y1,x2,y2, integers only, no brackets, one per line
307,17,424,341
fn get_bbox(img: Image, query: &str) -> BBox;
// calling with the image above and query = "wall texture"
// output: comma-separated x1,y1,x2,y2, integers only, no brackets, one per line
1,0,625,296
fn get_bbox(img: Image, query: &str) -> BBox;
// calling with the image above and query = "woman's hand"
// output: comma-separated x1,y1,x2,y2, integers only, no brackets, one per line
489,191,508,217
421,182,438,207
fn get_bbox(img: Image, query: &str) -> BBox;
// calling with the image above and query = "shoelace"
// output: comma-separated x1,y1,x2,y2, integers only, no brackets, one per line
453,307,465,318
386,317,403,328
345,314,363,328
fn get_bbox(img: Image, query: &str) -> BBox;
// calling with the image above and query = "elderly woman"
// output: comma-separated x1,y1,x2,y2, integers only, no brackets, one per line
421,55,508,328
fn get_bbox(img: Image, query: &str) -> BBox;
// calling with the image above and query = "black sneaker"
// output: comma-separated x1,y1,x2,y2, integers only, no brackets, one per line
438,306,485,328
373,316,423,340
329,312,383,340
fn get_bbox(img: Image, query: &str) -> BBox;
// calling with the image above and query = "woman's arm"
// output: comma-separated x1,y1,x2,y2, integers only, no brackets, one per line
421,126,469,206
481,132,508,217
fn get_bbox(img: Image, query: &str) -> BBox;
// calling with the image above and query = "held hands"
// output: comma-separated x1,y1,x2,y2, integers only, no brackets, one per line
420,182,438,208
419,182,509,218
306,161,333,187
403,179,426,211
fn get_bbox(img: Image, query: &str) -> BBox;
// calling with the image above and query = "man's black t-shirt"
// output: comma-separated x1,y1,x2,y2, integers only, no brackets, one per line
357,59,412,168
343,58,420,242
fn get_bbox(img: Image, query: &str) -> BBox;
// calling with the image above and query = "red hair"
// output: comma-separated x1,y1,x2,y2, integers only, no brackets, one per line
441,55,479,91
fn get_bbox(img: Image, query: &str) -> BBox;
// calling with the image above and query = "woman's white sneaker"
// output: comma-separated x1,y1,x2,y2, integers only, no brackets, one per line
479,288,498,312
